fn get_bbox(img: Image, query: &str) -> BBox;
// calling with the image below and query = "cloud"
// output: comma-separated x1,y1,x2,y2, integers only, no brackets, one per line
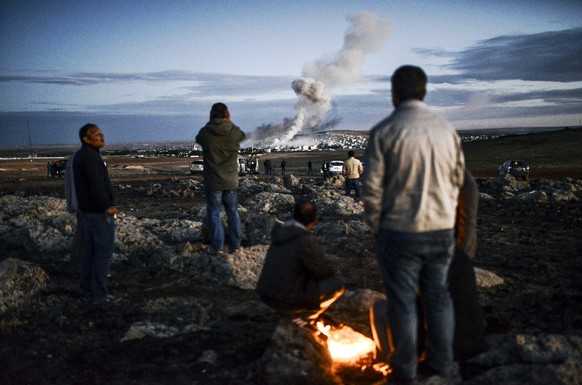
0,70,206,85
413,47,456,59
492,87,582,103
448,28,582,82
0,70,293,92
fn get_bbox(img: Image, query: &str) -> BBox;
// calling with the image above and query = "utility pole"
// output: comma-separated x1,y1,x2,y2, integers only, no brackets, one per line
27,120,36,158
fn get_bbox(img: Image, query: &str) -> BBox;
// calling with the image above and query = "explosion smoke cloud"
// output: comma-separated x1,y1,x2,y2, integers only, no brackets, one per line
251,12,391,147
265,12,391,146
302,12,392,88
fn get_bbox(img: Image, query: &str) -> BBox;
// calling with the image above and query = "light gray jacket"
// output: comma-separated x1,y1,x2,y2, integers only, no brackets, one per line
362,100,465,234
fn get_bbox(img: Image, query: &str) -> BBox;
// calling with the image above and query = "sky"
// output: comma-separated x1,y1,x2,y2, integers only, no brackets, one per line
1,0,582,148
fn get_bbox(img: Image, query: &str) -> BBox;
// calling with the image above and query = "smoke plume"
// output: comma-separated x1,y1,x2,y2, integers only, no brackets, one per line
254,12,391,146
302,12,391,88
273,12,390,144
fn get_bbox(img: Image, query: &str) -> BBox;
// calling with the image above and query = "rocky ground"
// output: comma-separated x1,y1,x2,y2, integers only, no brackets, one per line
1,155,581,385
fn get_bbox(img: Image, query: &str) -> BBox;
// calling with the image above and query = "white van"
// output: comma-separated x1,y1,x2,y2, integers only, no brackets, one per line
328,160,344,175
189,159,204,174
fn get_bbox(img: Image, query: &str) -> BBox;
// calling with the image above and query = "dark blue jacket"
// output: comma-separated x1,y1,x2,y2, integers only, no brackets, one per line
73,143,115,213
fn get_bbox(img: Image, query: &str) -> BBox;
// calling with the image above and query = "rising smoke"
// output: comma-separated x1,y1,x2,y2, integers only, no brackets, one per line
252,12,391,147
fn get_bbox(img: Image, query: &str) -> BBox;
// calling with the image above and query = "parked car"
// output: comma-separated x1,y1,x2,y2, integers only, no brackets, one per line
498,160,530,180
191,157,247,175
328,160,344,175
189,159,204,174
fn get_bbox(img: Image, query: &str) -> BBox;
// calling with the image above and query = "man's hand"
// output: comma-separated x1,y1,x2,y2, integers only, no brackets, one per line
105,207,118,219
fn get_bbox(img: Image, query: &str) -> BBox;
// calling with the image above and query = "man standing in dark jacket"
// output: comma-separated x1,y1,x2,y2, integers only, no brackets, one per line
256,200,344,322
196,103,246,254
73,123,117,302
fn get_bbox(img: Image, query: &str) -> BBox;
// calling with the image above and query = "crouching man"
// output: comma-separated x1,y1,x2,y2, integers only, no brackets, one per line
256,200,344,325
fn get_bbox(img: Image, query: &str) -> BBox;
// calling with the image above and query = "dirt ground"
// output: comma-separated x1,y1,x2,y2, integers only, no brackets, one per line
1,153,581,384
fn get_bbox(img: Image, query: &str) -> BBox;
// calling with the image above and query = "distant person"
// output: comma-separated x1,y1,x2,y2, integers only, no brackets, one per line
321,160,330,180
195,102,246,255
256,200,344,323
267,159,273,175
307,159,314,175
263,158,269,175
362,65,465,384
370,170,486,369
247,156,256,174
264,158,273,175
47,162,52,177
73,123,118,303
281,159,287,175
342,150,364,201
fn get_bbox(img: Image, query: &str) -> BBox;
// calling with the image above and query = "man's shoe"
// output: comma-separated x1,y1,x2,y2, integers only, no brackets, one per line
93,294,120,305
386,373,415,385
291,317,328,341
209,248,226,256
417,362,447,379
292,317,314,330
315,313,343,328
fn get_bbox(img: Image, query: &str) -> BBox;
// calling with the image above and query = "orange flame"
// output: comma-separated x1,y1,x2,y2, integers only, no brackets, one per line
316,321,376,362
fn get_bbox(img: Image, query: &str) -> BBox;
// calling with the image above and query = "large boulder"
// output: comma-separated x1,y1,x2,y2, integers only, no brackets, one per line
0,258,48,312
465,333,582,385
178,245,269,290
257,319,339,385
313,190,364,216
244,192,295,214
0,195,74,256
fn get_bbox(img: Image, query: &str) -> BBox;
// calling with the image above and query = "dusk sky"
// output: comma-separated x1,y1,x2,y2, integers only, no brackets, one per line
1,0,582,148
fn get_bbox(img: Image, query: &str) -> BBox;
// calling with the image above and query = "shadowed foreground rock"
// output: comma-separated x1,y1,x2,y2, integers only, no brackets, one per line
0,258,48,312
0,174,581,384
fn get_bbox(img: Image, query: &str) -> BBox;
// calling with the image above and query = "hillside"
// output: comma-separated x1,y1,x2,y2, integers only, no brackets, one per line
462,128,582,179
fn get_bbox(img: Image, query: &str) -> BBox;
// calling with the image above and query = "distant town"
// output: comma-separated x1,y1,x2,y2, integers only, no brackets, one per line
1,126,576,160
114,130,504,159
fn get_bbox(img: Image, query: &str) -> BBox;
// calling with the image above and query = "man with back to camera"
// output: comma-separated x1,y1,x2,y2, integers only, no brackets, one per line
255,200,344,326
362,65,465,384
73,123,118,303
369,169,487,375
342,150,364,201
196,102,246,255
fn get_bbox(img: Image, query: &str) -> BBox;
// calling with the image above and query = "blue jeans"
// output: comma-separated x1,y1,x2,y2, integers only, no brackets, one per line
205,189,242,252
345,178,361,200
376,229,455,379
79,211,115,299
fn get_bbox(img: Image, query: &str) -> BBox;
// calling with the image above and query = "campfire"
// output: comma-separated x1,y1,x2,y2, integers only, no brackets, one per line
315,320,376,363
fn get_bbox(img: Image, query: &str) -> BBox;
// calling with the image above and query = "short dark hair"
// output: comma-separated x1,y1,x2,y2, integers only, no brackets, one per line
79,123,98,142
391,65,427,102
348,150,355,158
210,102,229,119
293,200,317,227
